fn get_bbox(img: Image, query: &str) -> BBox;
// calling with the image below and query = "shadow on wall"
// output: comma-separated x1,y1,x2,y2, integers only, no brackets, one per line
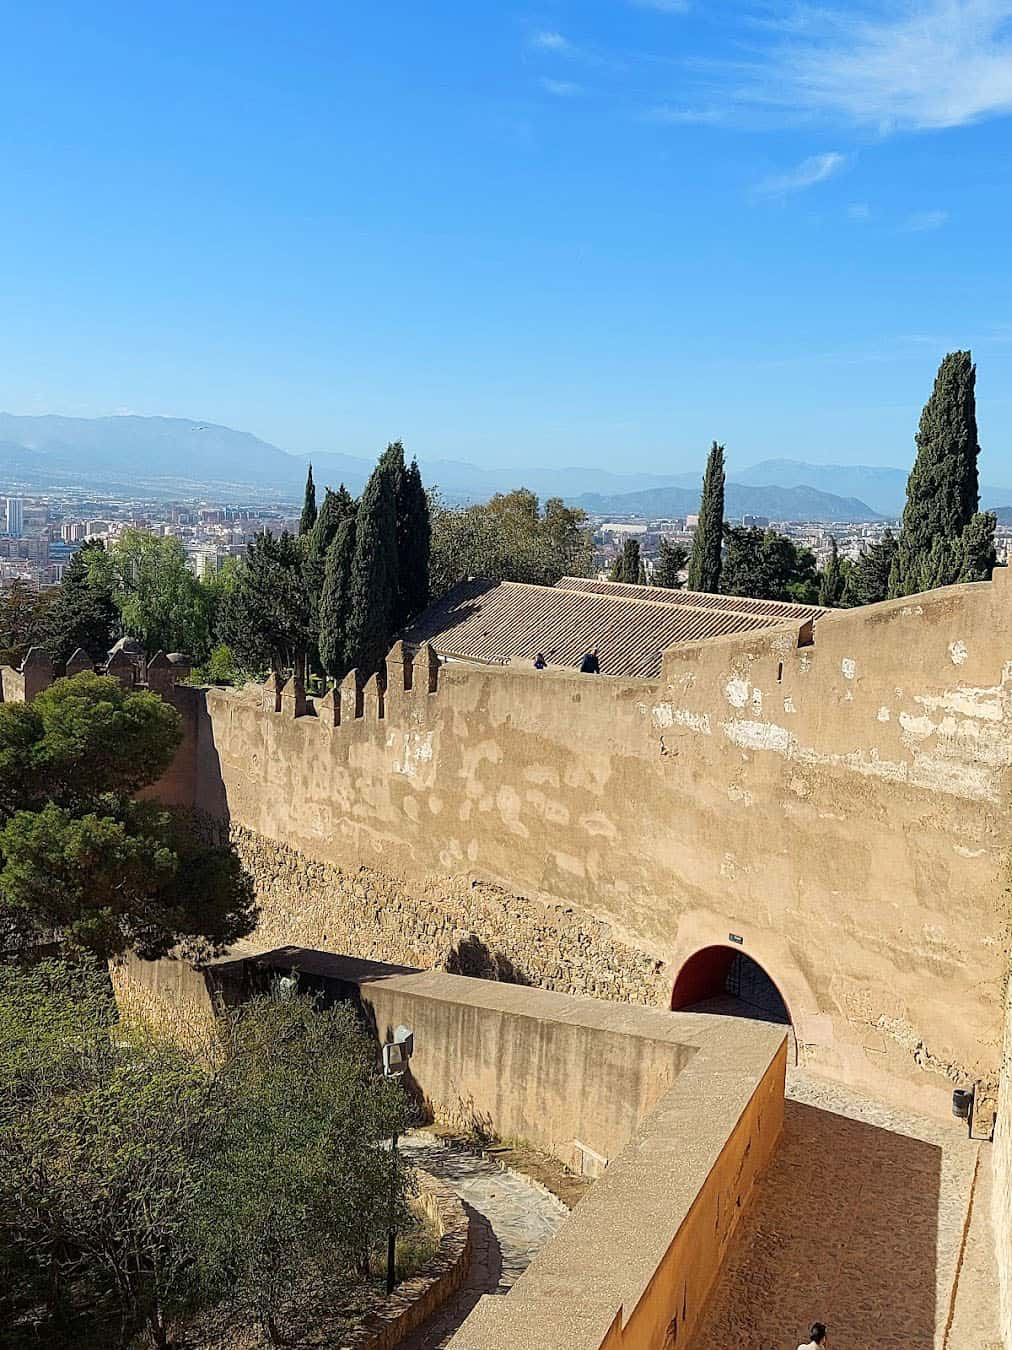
444,934,530,986
192,690,230,826
692,1099,942,1347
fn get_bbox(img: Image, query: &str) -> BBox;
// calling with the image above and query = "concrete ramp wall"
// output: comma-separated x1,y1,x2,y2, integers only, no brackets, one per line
117,951,786,1350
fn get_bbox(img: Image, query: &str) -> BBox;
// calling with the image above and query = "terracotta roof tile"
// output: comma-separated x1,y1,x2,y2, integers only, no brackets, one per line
400,578,828,679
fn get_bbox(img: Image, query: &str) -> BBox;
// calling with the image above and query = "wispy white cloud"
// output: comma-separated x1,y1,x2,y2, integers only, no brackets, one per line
901,208,950,231
847,201,871,221
754,150,848,197
540,77,582,97
629,0,690,12
645,102,727,125
530,30,573,53
749,1,1012,132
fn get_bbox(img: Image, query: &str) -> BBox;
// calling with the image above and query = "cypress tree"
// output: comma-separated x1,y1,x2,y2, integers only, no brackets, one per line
687,441,725,593
653,539,688,589
311,485,355,558
818,536,844,607
890,351,992,596
318,515,358,680
303,485,357,676
299,464,317,535
610,538,643,584
394,455,431,629
343,447,399,680
842,530,898,607
954,510,997,583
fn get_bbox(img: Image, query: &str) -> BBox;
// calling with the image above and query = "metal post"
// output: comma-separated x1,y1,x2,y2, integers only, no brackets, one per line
386,1130,399,1294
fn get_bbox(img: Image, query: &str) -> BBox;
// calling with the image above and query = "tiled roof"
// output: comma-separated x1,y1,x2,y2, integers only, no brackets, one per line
555,576,827,622
400,577,828,679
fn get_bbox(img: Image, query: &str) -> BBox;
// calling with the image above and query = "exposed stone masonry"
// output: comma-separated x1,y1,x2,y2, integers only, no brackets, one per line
230,825,670,1007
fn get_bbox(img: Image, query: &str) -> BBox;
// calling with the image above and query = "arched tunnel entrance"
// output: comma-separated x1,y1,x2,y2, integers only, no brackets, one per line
671,946,793,1041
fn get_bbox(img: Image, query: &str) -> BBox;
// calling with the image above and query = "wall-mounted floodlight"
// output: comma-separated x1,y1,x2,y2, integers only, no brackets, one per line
383,1025,414,1078
952,1087,974,1135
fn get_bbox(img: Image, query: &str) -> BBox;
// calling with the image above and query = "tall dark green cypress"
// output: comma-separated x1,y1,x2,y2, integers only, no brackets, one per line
394,455,431,629
687,441,725,593
299,463,317,535
343,446,399,680
818,536,844,607
890,351,992,596
843,530,897,607
318,514,358,679
653,539,688,589
303,484,357,674
610,538,644,584
311,485,355,557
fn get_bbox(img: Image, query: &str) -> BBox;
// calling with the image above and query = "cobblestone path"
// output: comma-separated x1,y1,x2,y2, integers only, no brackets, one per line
688,1073,987,1350
397,1132,569,1350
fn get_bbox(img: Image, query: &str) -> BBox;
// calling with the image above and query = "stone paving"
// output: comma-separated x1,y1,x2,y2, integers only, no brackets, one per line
688,1071,987,1350
396,1132,569,1350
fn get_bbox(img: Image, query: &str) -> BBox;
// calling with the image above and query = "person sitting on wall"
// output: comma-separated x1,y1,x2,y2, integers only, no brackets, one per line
578,647,600,674
798,1322,827,1349
533,653,547,669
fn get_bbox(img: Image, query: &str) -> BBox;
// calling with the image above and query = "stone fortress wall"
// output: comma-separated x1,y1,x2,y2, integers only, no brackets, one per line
5,572,1012,1342
146,568,1012,1120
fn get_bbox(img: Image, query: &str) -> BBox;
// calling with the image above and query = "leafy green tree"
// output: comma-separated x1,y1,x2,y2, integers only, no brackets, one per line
653,539,688,589
202,992,409,1345
0,673,255,961
0,580,53,667
299,463,317,535
344,447,399,680
0,961,411,1350
43,540,119,667
0,959,216,1350
609,537,646,584
218,531,314,680
688,441,725,593
890,351,994,596
429,489,592,600
200,555,240,639
318,515,358,680
722,526,820,604
394,453,431,630
192,642,239,685
842,530,898,607
818,536,845,607
106,530,212,659
1,670,180,812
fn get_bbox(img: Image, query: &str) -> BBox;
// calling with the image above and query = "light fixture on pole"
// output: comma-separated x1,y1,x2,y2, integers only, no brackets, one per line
382,1025,414,1295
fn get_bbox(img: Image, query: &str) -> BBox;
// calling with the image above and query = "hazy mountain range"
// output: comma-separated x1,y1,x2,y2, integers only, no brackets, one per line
1,413,1010,523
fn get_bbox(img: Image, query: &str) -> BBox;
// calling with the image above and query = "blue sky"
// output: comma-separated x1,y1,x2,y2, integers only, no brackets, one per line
1,1,1010,478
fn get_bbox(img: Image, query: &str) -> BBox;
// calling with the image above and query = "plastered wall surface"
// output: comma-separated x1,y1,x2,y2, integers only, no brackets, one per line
995,970,1012,1349
173,573,1012,1116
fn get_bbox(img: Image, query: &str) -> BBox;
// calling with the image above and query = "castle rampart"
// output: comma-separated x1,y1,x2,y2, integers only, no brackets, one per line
143,570,1012,1117
5,578,1010,1115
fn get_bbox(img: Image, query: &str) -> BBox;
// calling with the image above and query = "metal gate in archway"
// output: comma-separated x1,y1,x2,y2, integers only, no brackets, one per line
722,950,790,1023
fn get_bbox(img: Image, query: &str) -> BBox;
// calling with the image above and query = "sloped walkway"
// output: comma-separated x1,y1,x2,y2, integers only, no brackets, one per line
396,1132,569,1350
688,1074,990,1350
